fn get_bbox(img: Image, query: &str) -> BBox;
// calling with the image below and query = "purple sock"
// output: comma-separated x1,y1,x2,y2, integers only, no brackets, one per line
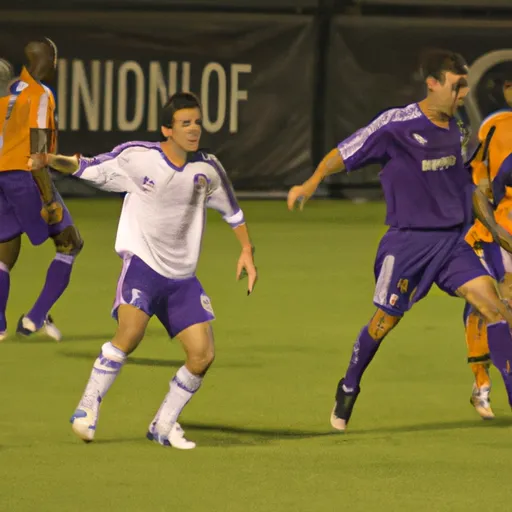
343,326,381,390
27,254,74,329
0,262,10,332
487,321,512,405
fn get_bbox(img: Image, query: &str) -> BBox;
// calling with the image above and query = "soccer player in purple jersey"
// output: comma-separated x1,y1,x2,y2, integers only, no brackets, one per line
288,49,512,431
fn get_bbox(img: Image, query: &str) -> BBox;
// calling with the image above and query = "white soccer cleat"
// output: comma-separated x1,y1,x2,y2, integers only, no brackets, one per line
146,422,196,450
16,314,62,341
42,315,62,341
70,399,101,443
0,331,7,342
470,384,495,420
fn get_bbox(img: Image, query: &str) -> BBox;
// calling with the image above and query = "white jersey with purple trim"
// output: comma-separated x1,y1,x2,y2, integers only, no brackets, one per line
74,141,245,279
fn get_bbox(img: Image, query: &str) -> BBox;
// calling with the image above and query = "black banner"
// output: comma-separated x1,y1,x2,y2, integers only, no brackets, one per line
10,0,318,9
356,0,512,7
326,16,512,195
0,11,315,192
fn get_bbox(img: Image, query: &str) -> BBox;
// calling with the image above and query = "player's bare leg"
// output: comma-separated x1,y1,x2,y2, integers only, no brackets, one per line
331,309,401,431
147,322,215,449
17,225,83,341
70,304,149,442
458,275,512,410
0,236,21,340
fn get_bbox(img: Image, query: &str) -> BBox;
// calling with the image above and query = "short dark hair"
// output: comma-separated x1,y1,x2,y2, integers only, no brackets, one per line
419,49,468,83
160,92,201,128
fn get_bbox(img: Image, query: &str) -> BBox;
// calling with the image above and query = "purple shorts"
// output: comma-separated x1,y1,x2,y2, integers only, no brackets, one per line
112,254,215,338
474,242,512,283
373,227,487,316
0,170,73,245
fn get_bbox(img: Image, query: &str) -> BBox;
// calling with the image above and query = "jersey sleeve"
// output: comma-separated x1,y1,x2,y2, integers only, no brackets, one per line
206,155,245,228
74,146,140,193
337,110,394,172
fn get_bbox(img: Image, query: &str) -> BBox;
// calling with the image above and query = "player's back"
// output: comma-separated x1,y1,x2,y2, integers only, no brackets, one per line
340,103,473,229
0,67,56,172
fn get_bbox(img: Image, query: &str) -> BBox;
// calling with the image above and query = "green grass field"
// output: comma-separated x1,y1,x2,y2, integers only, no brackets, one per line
1,199,511,512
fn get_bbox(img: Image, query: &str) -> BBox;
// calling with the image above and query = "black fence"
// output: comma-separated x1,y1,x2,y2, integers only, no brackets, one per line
2,5,512,197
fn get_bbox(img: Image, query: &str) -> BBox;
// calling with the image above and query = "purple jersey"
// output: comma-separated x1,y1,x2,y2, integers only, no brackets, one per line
338,103,473,229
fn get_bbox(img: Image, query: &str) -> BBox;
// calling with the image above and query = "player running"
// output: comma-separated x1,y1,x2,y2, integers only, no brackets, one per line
464,65,512,419
0,39,83,342
29,92,258,449
287,49,512,431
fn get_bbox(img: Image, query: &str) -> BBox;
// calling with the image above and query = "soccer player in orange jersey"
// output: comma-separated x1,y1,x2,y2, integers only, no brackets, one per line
464,66,512,419
0,39,83,341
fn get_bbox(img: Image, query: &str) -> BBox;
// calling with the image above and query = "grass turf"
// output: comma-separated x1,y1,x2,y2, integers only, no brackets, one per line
0,199,510,512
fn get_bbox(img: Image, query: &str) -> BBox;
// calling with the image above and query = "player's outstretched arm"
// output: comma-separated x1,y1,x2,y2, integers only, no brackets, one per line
287,148,345,211
29,150,134,194
29,153,79,174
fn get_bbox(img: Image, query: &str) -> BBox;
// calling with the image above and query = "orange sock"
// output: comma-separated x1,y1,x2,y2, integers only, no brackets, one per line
465,309,491,389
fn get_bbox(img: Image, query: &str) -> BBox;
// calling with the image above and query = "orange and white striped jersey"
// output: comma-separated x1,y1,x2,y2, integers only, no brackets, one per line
0,67,56,172
465,110,512,246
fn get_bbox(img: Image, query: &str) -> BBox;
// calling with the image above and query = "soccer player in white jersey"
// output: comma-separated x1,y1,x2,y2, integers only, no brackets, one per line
29,92,258,449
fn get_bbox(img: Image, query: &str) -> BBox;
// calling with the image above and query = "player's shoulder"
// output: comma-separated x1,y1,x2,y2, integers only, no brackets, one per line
189,149,223,168
370,103,422,124
111,140,162,157
479,109,512,140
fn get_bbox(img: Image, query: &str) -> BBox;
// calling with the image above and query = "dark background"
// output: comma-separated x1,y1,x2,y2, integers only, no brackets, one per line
2,0,512,197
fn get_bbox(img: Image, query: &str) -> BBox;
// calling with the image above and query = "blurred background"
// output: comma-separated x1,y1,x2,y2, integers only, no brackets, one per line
2,0,512,200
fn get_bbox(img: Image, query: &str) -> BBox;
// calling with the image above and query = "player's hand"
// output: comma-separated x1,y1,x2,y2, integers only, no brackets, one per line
287,179,318,211
41,201,64,225
237,245,257,295
493,225,512,254
28,153,50,171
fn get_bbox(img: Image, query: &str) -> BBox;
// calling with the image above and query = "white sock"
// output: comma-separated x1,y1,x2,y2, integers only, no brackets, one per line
78,342,126,410
152,365,203,436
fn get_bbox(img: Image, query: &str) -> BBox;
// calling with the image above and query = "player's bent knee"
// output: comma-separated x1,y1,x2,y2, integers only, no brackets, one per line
112,325,146,354
53,226,84,257
187,348,215,375
367,309,401,341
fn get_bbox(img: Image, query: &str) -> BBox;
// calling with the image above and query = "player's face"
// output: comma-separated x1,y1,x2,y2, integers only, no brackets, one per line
439,71,470,115
169,107,202,152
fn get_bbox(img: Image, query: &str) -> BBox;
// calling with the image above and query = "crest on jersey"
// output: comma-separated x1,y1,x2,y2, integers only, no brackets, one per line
194,173,210,193
412,133,428,145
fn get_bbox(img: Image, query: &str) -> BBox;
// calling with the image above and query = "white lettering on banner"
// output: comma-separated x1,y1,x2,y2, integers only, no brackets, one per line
57,59,251,134
70,60,101,131
201,62,227,133
117,61,145,131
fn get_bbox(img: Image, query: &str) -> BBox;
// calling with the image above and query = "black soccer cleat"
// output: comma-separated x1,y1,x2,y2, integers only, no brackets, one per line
330,378,360,431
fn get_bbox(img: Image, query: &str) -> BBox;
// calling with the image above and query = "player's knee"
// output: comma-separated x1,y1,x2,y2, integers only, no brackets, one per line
187,347,215,375
112,326,145,354
54,226,84,257
367,310,401,341
475,303,503,325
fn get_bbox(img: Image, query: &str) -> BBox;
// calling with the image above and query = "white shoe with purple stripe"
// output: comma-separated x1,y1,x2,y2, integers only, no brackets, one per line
146,422,196,450
70,397,101,443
